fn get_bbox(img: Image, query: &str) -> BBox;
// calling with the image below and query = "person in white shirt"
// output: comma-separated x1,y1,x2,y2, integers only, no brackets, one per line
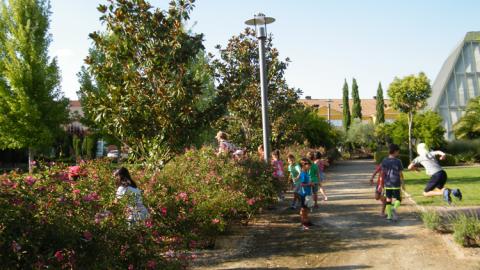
407,143,462,204
114,167,149,223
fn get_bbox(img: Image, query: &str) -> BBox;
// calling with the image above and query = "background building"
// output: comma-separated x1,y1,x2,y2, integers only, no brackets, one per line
300,97,399,127
428,31,480,140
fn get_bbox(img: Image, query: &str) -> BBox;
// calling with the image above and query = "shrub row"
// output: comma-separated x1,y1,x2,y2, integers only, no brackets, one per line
0,147,275,269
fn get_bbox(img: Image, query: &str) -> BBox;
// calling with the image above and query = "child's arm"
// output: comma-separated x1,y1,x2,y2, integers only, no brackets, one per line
370,167,380,184
400,172,405,191
432,150,447,160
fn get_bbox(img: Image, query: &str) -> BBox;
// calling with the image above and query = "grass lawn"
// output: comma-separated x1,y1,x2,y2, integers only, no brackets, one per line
404,167,480,206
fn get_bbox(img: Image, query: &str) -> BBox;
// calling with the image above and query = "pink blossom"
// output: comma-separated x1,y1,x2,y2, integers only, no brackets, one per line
68,166,81,179
247,198,256,206
73,189,81,194
145,219,153,228
83,192,100,202
128,264,134,270
147,260,157,269
2,179,14,187
30,160,36,166
83,231,93,241
160,207,167,216
11,240,21,252
212,218,220,224
176,192,188,202
24,176,36,186
54,250,64,262
164,249,175,258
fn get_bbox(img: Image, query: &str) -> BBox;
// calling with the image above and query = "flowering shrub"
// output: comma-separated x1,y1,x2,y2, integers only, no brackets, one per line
0,147,274,269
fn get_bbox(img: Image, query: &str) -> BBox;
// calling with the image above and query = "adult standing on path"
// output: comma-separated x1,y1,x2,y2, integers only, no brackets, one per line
408,143,462,204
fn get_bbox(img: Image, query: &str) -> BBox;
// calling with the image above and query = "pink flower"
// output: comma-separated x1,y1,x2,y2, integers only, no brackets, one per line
83,192,100,202
73,189,81,194
83,231,93,241
176,192,188,202
128,264,134,270
247,198,256,206
145,219,153,228
30,160,36,165
160,207,167,216
2,179,14,187
11,240,21,252
24,176,36,186
147,260,156,269
68,166,81,179
54,250,64,262
212,218,220,224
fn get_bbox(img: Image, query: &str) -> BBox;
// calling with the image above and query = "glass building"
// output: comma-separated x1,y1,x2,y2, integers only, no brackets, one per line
428,32,480,140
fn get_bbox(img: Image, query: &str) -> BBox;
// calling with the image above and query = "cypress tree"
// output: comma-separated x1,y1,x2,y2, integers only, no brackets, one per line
376,82,385,124
351,78,362,119
0,0,69,172
342,79,351,130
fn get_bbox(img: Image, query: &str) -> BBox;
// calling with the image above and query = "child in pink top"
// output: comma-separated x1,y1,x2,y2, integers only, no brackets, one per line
272,150,286,201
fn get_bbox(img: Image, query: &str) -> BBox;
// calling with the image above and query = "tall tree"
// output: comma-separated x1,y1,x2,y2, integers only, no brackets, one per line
376,82,385,124
0,0,68,172
351,78,362,120
83,0,226,167
342,79,351,131
212,28,301,149
388,72,431,161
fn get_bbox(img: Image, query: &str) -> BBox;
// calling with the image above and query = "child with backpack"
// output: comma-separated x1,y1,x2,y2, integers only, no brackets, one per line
308,151,328,208
298,158,314,230
381,144,404,222
287,154,301,209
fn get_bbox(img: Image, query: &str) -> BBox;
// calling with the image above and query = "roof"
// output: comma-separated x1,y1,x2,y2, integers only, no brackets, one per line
428,31,480,109
300,98,397,118
70,100,81,107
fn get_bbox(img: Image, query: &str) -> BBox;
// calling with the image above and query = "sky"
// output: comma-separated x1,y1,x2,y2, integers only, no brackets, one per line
49,0,480,100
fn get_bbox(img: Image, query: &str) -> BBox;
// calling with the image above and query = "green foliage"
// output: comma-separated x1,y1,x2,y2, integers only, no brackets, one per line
212,28,301,150
0,147,276,268
382,112,445,149
83,0,225,167
342,79,351,131
446,139,480,163
0,0,69,152
345,119,375,151
376,82,385,124
453,96,480,139
374,150,410,167
72,135,82,158
451,213,480,247
421,211,442,231
83,134,97,160
351,78,362,120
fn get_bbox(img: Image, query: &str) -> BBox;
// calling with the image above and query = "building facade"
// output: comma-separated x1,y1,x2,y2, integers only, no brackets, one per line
428,32,480,140
300,98,399,127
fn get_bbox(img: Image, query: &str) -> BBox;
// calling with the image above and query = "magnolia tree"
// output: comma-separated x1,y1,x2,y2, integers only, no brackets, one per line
82,0,226,167
388,72,431,160
212,28,301,149
0,0,69,172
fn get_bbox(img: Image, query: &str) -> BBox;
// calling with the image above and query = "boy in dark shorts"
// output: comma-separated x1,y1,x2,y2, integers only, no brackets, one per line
381,144,404,221
408,143,462,204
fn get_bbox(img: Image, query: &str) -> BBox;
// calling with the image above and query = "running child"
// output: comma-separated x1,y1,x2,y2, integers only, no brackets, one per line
407,143,462,204
298,158,314,230
308,151,328,208
287,154,301,209
370,164,386,217
272,150,286,201
381,144,404,221
314,151,329,183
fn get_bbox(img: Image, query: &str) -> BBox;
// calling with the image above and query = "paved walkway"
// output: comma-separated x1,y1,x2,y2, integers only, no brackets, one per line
193,160,480,270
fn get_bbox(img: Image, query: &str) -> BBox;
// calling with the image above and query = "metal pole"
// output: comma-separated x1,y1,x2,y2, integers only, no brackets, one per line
327,103,331,123
258,29,271,162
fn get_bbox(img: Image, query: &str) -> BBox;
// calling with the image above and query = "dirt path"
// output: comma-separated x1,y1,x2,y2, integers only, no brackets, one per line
193,160,480,270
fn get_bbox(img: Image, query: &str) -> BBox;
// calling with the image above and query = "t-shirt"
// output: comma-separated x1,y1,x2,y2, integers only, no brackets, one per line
288,163,301,180
316,160,326,172
116,186,149,221
297,171,312,196
411,151,444,176
308,163,320,183
272,160,285,178
381,157,403,188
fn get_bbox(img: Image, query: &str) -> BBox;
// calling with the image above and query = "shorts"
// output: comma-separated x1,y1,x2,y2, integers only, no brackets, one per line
319,171,326,182
385,188,401,201
424,170,447,192
312,183,319,194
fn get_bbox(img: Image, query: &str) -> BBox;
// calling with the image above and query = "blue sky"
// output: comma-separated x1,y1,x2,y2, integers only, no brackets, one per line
49,0,480,100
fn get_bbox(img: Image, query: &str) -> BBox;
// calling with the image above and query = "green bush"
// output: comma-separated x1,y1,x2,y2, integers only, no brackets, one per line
447,139,480,163
451,213,480,247
0,147,276,268
374,150,409,167
421,211,442,231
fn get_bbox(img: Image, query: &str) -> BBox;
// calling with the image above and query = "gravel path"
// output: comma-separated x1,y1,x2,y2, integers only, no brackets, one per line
193,160,480,270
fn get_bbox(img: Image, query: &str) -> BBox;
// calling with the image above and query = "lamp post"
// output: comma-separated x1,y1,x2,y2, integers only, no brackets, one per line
245,13,275,162
327,99,333,124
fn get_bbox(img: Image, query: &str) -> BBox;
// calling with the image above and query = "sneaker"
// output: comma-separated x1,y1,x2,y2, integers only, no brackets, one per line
392,209,398,221
452,189,462,201
302,225,310,230
443,189,452,205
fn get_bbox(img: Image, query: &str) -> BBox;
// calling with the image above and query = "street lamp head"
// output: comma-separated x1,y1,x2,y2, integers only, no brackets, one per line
245,13,275,39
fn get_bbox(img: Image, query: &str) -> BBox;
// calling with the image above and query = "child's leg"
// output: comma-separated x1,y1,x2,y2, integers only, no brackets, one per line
319,183,328,200
385,190,393,219
381,196,387,215
313,184,319,206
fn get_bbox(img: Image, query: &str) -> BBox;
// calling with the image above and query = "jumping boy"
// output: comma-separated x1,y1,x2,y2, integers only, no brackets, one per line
407,143,462,204
381,144,404,221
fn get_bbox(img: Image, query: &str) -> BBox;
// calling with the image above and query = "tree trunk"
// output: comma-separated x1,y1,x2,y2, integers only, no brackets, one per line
28,147,33,174
408,111,413,162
